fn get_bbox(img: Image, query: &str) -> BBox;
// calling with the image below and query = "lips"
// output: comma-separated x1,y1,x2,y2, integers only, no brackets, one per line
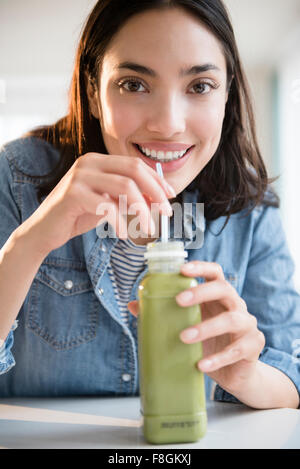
135,142,192,152
135,144,191,161
133,143,194,173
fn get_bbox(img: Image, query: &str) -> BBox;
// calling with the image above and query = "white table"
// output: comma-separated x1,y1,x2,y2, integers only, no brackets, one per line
0,396,299,449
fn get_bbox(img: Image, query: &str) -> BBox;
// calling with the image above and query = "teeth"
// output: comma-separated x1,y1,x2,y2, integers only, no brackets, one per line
137,145,189,162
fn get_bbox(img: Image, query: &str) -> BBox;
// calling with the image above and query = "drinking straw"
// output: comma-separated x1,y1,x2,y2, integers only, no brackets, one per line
156,163,169,243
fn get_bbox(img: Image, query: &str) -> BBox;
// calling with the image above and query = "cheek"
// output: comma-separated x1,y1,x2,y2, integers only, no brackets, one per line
101,90,142,139
192,101,225,142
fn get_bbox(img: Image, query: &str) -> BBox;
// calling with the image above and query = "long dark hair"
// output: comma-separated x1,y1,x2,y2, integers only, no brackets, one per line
23,0,279,225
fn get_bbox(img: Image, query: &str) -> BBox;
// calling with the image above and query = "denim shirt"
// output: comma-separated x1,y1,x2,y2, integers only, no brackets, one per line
0,136,300,404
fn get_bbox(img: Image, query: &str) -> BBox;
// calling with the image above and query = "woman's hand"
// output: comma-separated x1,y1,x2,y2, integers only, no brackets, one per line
128,260,265,398
20,153,175,255
175,261,265,396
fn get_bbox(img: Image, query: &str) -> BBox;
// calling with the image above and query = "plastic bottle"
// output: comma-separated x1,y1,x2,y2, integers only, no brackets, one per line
137,240,207,444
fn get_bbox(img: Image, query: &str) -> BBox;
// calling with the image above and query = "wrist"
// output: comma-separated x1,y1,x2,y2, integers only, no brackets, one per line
223,361,300,409
224,361,262,407
215,361,259,404
12,220,51,261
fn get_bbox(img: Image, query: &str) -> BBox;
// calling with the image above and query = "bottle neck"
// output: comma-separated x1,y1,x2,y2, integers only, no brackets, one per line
147,257,184,274
144,240,187,273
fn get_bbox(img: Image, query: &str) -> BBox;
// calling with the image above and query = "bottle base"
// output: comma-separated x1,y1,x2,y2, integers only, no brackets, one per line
143,411,207,445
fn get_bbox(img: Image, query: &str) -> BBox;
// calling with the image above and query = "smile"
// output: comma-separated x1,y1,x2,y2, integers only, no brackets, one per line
134,144,193,162
133,143,195,173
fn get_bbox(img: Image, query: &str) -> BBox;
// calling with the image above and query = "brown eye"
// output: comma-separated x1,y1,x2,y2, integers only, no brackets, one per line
118,79,147,93
190,82,212,94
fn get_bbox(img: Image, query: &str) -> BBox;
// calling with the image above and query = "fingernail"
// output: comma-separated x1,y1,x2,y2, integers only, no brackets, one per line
198,359,213,371
180,328,198,342
183,263,196,272
176,290,194,304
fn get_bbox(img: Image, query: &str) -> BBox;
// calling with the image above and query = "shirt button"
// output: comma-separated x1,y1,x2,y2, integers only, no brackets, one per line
122,373,131,382
100,244,107,252
98,288,104,295
64,280,73,290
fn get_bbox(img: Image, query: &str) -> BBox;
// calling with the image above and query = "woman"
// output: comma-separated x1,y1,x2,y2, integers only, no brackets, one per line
0,0,299,408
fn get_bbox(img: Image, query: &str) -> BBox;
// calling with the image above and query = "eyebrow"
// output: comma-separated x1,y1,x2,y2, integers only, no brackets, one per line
115,61,221,77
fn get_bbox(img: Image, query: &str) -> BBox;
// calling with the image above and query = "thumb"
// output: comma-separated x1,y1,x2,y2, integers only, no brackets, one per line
127,300,139,317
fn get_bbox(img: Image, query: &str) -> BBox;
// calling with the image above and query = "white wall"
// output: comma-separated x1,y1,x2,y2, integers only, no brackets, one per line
277,29,300,290
246,66,274,175
0,0,96,77
225,0,300,177
0,0,97,143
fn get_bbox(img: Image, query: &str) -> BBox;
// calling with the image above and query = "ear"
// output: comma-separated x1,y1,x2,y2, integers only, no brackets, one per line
85,71,100,119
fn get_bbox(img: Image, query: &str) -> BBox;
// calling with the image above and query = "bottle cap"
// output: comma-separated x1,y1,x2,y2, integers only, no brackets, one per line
144,240,187,260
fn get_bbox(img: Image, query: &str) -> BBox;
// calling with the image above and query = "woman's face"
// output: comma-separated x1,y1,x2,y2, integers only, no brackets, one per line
90,7,228,195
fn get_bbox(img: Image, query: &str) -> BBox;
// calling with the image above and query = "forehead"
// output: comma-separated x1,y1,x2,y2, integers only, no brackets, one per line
102,7,226,74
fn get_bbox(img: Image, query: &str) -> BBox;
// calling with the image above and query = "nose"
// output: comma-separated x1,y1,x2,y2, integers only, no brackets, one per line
145,92,186,137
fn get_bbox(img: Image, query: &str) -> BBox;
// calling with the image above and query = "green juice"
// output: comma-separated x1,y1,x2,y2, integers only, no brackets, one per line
138,241,207,444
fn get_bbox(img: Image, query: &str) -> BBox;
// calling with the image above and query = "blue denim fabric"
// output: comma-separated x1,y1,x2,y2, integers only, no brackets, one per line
0,137,300,404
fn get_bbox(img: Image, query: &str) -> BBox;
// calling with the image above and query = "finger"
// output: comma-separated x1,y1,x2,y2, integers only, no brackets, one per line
180,310,256,343
181,261,225,281
127,300,139,317
197,331,265,372
83,172,160,235
176,279,241,311
93,153,176,198
67,188,128,237
85,153,176,203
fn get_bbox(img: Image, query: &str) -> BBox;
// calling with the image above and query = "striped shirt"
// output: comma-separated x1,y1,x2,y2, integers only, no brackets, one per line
107,238,147,326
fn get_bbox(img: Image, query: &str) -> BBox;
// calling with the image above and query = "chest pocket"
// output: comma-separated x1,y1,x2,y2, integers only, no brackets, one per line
25,259,99,351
